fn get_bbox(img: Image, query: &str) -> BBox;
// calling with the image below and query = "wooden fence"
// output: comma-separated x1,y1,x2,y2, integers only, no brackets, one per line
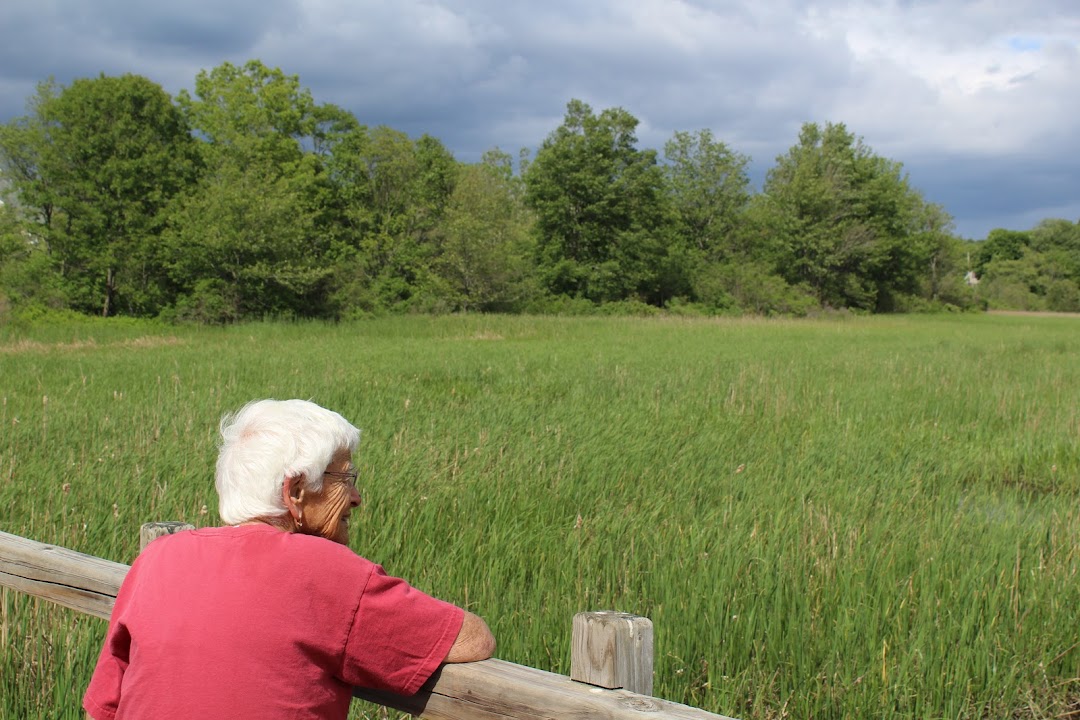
0,525,736,720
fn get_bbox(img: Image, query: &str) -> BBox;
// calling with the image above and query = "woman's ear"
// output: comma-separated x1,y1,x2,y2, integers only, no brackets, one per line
281,475,306,520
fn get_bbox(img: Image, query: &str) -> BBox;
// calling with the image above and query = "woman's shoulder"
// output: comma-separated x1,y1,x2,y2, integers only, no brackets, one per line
273,532,382,596
140,525,377,578
285,530,374,566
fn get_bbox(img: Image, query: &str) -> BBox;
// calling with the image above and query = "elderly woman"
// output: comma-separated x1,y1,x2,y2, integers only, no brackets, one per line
84,399,494,720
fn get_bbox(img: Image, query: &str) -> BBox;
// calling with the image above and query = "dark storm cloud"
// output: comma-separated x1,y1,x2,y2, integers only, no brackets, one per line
0,0,301,117
261,0,855,164
88,0,300,54
908,154,1080,239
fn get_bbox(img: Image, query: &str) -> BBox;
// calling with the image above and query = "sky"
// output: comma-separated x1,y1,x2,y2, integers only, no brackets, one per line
0,0,1077,240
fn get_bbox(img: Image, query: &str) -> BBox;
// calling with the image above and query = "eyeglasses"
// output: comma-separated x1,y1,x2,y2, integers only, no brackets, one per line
322,469,359,491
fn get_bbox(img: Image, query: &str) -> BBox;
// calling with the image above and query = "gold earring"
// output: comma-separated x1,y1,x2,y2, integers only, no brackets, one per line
295,511,304,531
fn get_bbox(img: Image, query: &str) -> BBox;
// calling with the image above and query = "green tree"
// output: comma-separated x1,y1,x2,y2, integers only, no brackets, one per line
163,159,328,321
663,129,751,260
0,75,199,316
0,201,69,314
168,60,345,319
176,60,320,168
661,129,756,306
975,229,1031,272
359,126,436,308
972,221,1080,312
1032,219,1080,311
1045,277,1080,312
322,127,458,313
524,100,671,304
979,252,1045,310
432,149,534,311
760,122,925,311
0,80,59,231
1030,219,1080,284
907,202,971,308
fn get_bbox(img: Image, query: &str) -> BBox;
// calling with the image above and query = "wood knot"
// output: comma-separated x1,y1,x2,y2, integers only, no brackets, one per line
619,695,662,712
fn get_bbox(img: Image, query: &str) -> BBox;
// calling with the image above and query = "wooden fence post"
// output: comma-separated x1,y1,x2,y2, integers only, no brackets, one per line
139,521,195,552
571,610,654,696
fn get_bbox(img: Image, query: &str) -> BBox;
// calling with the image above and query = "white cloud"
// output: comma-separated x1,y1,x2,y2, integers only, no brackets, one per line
801,0,1080,157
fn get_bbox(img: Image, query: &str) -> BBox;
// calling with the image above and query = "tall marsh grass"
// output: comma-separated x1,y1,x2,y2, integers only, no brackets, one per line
1,314,1078,719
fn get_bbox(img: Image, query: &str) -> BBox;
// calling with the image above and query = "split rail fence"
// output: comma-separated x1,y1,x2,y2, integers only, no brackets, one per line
0,523,737,720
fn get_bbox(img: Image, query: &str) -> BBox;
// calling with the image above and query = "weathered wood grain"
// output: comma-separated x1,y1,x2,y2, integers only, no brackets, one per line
0,530,127,620
355,659,736,720
571,611,654,695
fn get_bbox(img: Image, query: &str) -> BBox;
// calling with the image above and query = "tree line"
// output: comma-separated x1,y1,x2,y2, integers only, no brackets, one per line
1,60,1077,322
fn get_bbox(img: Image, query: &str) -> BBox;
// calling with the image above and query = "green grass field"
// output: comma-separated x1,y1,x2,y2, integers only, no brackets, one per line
2,313,1078,719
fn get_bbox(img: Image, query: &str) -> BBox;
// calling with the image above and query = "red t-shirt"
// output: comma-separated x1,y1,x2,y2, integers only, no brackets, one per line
83,525,464,720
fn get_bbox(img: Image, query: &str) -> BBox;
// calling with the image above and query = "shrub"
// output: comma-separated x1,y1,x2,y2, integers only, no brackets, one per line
1046,279,1080,312
168,279,241,325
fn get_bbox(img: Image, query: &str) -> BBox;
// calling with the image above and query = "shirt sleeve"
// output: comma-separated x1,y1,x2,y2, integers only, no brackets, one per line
83,562,138,720
341,565,465,695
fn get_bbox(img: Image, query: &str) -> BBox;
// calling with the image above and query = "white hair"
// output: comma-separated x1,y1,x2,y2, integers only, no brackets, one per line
215,399,361,525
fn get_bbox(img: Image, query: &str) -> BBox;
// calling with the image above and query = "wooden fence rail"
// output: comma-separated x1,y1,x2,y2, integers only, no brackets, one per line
0,528,736,720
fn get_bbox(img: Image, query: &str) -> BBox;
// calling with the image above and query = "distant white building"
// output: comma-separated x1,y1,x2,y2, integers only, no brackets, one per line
964,270,980,286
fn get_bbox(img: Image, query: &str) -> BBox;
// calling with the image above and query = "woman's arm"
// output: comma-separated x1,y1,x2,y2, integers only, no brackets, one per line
444,610,496,663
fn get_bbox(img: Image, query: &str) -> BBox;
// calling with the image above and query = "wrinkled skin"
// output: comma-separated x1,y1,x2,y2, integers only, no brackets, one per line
292,448,361,545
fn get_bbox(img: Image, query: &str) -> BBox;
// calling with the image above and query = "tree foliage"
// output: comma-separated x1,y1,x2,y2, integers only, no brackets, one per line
660,129,760,307
434,149,534,311
0,74,199,316
4,61,1071,322
525,100,671,303
336,127,458,311
176,60,320,168
975,221,1080,311
163,159,327,321
760,122,930,311
163,61,340,320
663,129,750,260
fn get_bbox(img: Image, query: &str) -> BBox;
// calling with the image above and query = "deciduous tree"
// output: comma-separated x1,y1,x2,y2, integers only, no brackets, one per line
433,149,534,311
524,100,671,304
663,129,750,260
0,74,199,316
167,60,344,319
761,122,924,310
